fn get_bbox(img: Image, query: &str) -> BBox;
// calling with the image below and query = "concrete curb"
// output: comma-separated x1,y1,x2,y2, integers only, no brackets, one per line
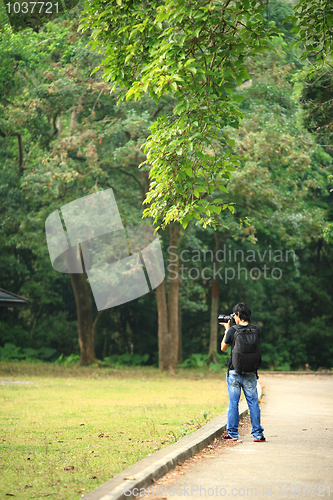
82,383,262,500
259,371,333,375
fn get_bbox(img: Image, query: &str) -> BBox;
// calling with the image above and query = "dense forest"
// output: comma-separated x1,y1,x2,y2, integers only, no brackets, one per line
0,0,332,371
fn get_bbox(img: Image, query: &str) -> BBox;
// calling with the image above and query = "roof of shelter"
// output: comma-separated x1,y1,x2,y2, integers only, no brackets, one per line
0,288,29,307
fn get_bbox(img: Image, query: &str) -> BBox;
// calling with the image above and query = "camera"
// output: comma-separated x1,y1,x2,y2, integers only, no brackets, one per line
218,313,235,324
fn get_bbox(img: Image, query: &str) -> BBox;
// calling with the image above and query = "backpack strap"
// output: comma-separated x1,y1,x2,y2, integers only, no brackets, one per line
230,324,242,349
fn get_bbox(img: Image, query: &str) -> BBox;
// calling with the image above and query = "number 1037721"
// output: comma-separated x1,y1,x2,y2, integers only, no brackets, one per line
278,485,330,496
6,2,59,14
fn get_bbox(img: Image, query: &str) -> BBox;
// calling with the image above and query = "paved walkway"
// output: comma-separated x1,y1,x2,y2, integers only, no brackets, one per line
146,375,333,500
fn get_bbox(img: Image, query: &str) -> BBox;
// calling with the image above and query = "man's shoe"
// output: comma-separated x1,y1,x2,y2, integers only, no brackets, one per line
223,432,238,441
253,435,266,442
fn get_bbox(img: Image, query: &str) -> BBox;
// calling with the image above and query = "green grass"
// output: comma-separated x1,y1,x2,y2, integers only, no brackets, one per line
0,362,229,500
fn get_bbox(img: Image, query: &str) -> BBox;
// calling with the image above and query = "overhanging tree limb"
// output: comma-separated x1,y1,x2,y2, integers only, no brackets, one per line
79,0,281,229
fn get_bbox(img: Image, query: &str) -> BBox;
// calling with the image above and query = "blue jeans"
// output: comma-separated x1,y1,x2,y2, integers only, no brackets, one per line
226,370,264,439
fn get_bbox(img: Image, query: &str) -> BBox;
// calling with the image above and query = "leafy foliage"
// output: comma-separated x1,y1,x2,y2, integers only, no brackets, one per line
0,342,57,361
285,0,333,73
54,352,80,365
296,64,333,155
79,0,282,229
0,15,163,361
100,353,150,367
179,352,227,369
1,0,333,371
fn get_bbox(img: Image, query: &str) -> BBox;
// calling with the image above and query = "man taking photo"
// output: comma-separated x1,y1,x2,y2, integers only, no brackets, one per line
220,302,265,442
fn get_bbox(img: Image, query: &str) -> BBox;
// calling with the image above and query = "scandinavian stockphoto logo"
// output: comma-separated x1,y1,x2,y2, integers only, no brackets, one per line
45,189,165,311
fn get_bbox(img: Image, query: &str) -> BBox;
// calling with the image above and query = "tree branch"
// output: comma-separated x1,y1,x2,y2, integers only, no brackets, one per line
92,310,105,340
151,104,164,119
10,131,24,173
118,168,144,195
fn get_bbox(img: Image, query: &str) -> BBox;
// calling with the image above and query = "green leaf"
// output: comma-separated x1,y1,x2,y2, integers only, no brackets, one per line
181,215,192,229
173,102,185,114
199,199,209,208
236,75,243,87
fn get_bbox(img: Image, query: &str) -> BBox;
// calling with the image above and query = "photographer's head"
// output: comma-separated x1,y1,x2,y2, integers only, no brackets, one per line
233,303,251,323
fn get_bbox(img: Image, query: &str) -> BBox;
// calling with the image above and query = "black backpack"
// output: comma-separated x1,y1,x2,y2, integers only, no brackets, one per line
228,324,261,378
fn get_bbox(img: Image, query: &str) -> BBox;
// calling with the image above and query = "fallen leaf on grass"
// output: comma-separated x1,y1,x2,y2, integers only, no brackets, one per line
91,476,97,479
6,494,15,496
63,466,74,471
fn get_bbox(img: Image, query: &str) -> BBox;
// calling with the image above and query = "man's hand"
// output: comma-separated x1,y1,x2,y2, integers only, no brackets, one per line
220,320,230,352
219,320,230,330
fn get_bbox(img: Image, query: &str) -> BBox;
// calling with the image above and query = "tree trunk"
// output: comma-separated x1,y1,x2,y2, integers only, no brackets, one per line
14,132,23,173
141,169,180,371
69,271,96,366
155,223,180,372
56,115,63,134
155,280,171,370
167,224,179,373
70,107,78,130
178,300,183,364
209,233,220,363
208,280,219,363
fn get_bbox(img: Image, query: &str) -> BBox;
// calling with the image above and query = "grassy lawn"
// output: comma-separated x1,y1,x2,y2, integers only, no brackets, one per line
0,362,229,500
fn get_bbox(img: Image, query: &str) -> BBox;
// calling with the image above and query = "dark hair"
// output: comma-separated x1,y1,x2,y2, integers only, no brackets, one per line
233,303,251,322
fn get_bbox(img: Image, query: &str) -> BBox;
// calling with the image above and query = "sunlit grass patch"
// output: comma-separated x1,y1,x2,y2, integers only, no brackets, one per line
0,363,228,500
